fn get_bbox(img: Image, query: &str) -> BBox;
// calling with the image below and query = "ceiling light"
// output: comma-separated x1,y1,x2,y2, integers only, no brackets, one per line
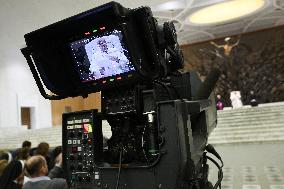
188,0,266,25
151,0,186,11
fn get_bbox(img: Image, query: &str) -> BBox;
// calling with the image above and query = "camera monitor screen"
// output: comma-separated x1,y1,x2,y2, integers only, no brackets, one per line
70,29,135,82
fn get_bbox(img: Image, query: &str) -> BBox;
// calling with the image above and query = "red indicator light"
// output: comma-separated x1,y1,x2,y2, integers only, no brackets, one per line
88,139,92,145
100,26,105,30
85,32,91,35
102,80,107,84
117,77,122,80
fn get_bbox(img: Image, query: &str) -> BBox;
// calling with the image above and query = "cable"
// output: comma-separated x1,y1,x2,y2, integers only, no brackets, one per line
206,144,223,189
206,155,223,189
115,150,123,189
206,144,224,168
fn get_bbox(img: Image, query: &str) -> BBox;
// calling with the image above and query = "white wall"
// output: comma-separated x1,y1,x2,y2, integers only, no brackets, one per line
0,1,54,129
0,59,52,129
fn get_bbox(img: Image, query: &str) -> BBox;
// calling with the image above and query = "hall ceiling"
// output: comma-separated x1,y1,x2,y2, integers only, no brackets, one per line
1,0,283,48
150,0,284,44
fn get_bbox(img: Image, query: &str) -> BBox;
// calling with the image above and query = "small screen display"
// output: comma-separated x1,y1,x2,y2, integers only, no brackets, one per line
70,29,135,82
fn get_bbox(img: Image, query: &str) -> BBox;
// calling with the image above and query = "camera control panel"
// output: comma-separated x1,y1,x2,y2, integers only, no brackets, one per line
63,110,102,188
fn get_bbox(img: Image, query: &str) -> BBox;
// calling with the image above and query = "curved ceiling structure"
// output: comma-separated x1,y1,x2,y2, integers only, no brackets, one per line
151,0,284,44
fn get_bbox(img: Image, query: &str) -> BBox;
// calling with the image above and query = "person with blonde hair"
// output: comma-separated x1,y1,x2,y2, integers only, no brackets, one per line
0,159,8,176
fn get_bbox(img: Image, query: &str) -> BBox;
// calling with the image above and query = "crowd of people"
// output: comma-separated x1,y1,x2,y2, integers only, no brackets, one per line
0,141,68,189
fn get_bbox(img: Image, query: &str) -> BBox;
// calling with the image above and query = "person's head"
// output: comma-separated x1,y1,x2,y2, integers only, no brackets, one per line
98,39,108,53
0,151,12,163
217,94,221,99
22,141,32,149
0,152,8,161
36,142,49,157
0,160,25,187
25,155,48,178
250,90,254,95
0,159,8,176
16,147,30,160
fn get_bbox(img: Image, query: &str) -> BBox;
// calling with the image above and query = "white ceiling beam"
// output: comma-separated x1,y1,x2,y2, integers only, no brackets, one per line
273,0,284,10
172,0,195,20
271,0,284,26
243,7,276,33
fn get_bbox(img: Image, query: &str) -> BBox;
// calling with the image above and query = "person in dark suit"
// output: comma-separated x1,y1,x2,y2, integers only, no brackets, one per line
0,160,25,189
35,142,52,171
49,146,62,171
23,155,67,189
249,90,258,107
12,141,32,160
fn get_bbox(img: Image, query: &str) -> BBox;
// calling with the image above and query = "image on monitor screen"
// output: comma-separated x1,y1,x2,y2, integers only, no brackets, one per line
70,29,135,82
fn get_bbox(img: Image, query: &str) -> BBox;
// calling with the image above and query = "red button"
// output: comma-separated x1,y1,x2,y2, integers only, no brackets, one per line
83,124,89,133
88,139,92,145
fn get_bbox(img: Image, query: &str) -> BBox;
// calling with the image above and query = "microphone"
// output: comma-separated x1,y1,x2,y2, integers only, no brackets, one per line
194,68,221,100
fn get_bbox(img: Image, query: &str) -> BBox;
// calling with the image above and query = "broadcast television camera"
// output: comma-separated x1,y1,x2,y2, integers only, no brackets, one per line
21,1,223,189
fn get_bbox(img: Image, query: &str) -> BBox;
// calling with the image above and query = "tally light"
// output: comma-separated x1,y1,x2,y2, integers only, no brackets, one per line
188,0,266,25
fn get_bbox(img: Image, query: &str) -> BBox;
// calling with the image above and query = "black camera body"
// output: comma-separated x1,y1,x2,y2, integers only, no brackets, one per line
22,2,220,189
60,69,218,189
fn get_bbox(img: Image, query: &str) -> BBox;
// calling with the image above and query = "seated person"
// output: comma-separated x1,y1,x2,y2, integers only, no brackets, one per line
0,151,13,163
230,91,243,109
0,159,8,176
0,160,25,189
12,141,32,159
35,142,52,170
23,155,67,189
249,90,258,107
49,146,62,171
216,94,224,110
